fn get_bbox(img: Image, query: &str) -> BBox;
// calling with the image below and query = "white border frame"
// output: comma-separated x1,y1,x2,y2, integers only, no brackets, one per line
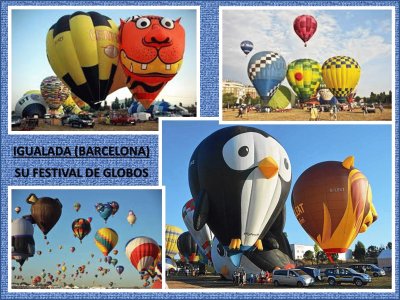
159,117,396,293
7,5,201,135
219,6,396,125
8,185,166,292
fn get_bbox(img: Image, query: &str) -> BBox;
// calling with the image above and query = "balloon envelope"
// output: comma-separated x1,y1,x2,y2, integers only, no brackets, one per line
46,11,125,109
177,231,199,264
240,40,253,55
291,156,377,260
248,51,286,103
119,15,185,109
293,15,317,46
321,56,361,102
165,225,183,259
94,227,118,256
40,76,70,110
72,218,91,241
14,92,48,118
286,58,321,102
125,236,160,272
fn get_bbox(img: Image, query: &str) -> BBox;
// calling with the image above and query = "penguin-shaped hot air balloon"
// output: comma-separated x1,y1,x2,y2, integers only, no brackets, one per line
189,126,292,264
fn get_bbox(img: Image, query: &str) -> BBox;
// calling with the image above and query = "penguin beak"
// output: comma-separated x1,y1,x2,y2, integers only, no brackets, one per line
258,156,278,179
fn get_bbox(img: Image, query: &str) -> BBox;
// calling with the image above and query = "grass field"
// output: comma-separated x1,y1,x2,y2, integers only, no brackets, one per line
223,108,392,122
166,274,392,290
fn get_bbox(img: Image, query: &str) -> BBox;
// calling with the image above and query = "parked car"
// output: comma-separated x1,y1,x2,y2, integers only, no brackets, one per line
348,264,385,277
298,267,322,281
272,269,315,287
11,115,22,127
133,112,151,122
63,114,94,128
325,267,371,287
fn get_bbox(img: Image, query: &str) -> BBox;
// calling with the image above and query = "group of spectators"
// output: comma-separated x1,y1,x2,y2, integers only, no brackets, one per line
232,269,271,286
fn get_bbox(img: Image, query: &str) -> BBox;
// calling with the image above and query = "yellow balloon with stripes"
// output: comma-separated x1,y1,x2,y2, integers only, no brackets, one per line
46,11,126,109
165,225,183,259
94,227,118,256
321,56,361,102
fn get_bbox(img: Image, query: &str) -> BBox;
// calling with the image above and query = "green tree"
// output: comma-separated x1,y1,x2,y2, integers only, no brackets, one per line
316,251,327,263
331,253,339,262
366,245,380,258
222,93,237,108
303,250,315,263
387,242,392,249
353,241,366,262
112,97,120,110
314,243,321,264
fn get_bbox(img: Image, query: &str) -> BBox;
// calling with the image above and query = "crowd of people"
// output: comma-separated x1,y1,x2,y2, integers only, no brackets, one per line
232,268,272,286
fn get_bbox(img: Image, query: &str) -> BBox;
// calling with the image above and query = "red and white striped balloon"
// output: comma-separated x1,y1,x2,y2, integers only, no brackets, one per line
125,236,160,272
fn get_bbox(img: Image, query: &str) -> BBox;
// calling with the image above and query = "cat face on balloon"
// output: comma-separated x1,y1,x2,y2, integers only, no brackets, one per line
119,15,185,78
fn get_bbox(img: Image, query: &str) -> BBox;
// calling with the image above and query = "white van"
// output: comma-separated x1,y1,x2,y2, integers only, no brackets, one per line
272,269,315,287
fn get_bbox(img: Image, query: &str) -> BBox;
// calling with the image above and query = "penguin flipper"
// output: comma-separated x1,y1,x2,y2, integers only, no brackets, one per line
193,189,209,231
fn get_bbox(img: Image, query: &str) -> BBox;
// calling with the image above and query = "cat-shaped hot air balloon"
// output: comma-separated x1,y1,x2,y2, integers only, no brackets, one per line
119,15,185,109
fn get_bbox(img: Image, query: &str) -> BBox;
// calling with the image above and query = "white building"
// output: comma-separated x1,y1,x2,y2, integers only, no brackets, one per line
377,249,392,269
337,249,353,261
290,244,315,260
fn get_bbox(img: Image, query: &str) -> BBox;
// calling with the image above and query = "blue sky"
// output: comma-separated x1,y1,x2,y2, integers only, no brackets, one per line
11,8,197,109
222,8,393,98
11,188,162,288
163,120,393,252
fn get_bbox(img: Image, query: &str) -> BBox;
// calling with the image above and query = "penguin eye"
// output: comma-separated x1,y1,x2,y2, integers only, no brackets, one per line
217,243,226,257
279,149,291,182
223,133,255,171
284,158,289,170
238,146,249,157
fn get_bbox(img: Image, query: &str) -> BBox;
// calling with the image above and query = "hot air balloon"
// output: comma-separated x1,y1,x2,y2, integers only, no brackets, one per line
73,202,81,212
119,15,186,109
46,11,126,109
72,218,91,242
109,201,119,216
293,15,317,47
116,265,124,276
182,199,213,261
127,210,136,226
165,225,183,259
113,249,118,255
14,206,21,214
94,227,118,256
189,126,292,265
240,40,253,55
14,91,48,118
165,257,177,271
286,59,322,102
291,156,377,262
248,51,287,103
318,81,337,105
27,194,63,238
105,255,112,264
321,56,361,103
62,95,82,114
95,203,113,223
87,217,93,223
37,251,42,256
70,247,75,253
40,76,70,112
177,232,200,264
125,236,160,272
61,265,67,273
111,258,118,266
12,217,35,269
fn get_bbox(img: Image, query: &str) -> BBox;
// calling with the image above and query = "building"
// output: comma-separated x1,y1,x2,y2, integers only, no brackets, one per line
377,249,391,270
290,244,315,260
222,80,258,99
337,249,353,261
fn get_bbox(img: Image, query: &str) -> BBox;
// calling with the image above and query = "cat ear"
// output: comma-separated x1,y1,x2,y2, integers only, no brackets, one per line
175,17,181,24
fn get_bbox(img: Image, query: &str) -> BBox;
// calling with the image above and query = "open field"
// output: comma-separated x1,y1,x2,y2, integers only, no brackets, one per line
223,108,392,122
167,274,392,289
11,119,158,132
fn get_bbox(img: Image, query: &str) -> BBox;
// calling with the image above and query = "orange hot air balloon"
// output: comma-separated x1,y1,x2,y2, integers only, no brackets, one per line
291,156,377,262
119,15,185,109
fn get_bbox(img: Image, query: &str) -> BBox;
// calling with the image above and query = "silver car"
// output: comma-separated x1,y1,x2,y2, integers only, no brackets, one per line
272,269,315,287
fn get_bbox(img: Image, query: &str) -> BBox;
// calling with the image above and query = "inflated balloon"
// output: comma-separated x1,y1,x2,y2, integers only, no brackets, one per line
87,217,93,223
177,232,199,264
111,258,118,266
321,56,361,102
291,156,377,262
72,218,91,242
246,249,295,273
189,126,292,256
109,201,119,216
125,236,160,272
40,76,70,110
248,51,287,103
240,40,253,55
14,91,48,118
119,15,185,109
37,251,42,255
105,255,112,264
182,199,213,261
15,206,21,214
293,15,317,47
12,217,35,268
113,249,119,255
286,59,321,102
165,225,183,259
73,202,81,212
116,265,124,276
27,194,63,238
95,203,113,223
70,247,75,253
165,257,177,271
46,11,126,109
318,81,336,104
94,227,118,256
127,210,136,226
63,96,82,114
